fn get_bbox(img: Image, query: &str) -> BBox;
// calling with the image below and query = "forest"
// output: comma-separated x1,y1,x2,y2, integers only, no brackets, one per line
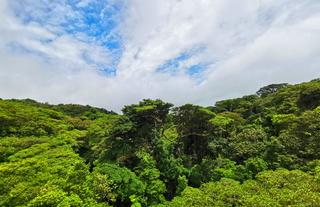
1,78,320,207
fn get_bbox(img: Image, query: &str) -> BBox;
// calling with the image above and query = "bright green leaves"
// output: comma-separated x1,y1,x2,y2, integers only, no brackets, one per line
101,99,173,165
122,99,173,127
0,142,90,206
243,157,268,179
271,114,297,125
230,128,268,162
1,78,320,207
213,95,258,118
165,169,320,207
93,100,177,206
92,163,145,205
134,151,166,205
0,99,68,137
26,188,83,207
130,195,142,207
0,99,98,206
92,152,168,206
210,114,233,127
175,175,188,195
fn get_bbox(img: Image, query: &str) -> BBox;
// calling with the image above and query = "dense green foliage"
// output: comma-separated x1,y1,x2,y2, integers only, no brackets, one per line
1,79,320,206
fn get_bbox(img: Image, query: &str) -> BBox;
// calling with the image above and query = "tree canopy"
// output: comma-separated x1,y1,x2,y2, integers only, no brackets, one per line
1,79,320,206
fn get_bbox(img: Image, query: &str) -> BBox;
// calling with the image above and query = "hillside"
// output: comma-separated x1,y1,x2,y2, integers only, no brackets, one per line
1,79,320,207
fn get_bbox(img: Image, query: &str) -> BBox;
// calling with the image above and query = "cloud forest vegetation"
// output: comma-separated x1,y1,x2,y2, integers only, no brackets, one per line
1,79,320,206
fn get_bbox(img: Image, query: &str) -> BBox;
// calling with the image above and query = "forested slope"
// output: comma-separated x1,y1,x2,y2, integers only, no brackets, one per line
1,78,320,207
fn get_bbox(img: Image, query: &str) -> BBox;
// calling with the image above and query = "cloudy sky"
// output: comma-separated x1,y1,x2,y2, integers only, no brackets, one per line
0,0,319,111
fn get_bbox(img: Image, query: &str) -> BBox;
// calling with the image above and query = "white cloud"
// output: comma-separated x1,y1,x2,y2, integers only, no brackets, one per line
0,0,319,112
0,1,112,71
117,0,320,105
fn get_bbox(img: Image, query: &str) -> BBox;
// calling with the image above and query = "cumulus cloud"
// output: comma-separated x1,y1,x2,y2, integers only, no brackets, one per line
0,0,319,111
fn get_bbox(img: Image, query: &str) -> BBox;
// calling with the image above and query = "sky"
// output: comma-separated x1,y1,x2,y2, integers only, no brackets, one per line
0,0,319,112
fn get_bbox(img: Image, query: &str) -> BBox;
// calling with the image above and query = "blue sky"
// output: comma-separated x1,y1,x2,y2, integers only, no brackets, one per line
0,0,320,111
9,0,123,74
